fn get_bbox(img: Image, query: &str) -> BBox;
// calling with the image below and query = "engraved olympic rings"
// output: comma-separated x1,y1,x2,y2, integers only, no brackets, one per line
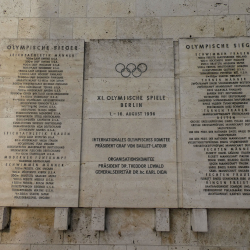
115,63,147,78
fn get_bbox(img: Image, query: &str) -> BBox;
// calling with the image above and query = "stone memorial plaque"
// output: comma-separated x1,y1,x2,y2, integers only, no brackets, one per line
80,39,177,208
180,37,250,208
0,39,84,207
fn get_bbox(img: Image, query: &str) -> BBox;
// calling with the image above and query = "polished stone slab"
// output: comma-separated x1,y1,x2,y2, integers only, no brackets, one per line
80,39,177,208
180,37,250,208
0,39,84,207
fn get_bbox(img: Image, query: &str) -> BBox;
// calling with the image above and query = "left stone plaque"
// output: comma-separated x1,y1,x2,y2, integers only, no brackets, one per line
0,39,84,207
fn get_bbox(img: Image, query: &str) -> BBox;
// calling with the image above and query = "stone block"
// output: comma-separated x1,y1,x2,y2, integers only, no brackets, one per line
63,208,99,244
229,0,250,14
169,247,200,250
0,245,30,250
87,0,112,17
214,15,246,37
80,246,126,250
0,18,18,38
129,247,169,250
18,18,50,39
162,209,198,245
1,208,63,244
73,18,116,41
136,0,196,16
246,15,250,36
156,209,170,232
59,0,87,17
100,209,161,245
197,0,229,15
0,207,10,230
30,0,59,17
198,210,250,246
54,208,70,231
117,17,162,39
50,18,73,39
112,0,135,17
0,0,30,17
162,16,214,41
191,209,208,232
91,208,105,231
31,246,79,250
200,247,244,250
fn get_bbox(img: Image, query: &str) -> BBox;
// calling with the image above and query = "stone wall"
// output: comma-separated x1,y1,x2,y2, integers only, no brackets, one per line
1,0,250,249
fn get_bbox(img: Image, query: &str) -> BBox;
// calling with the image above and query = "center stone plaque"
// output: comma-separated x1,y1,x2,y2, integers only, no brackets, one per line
80,39,177,208
180,37,250,208
0,39,84,207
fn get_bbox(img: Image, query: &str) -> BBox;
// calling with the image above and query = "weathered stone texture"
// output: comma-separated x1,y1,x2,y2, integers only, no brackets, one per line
214,15,246,36
73,18,116,41
197,0,229,15
1,208,63,244
63,209,99,245
59,0,87,17
30,0,59,17
0,0,30,17
18,18,50,39
162,16,214,41
50,18,73,39
31,246,79,250
0,245,30,250
0,18,18,38
117,17,162,39
229,0,250,14
162,209,198,245
99,209,161,245
136,0,197,17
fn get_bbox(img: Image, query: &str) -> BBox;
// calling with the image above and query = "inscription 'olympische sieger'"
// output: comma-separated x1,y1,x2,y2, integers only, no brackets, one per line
81,39,177,208
0,39,84,207
180,37,250,208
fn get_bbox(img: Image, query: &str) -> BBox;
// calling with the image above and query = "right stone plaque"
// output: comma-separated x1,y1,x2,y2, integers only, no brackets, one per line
180,37,250,208
80,39,177,208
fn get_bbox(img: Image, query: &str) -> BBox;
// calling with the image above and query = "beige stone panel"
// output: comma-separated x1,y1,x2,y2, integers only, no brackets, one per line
87,0,112,17
161,209,198,245
198,210,250,246
179,37,250,77
169,247,199,250
73,18,116,41
182,161,250,208
112,0,135,17
84,78,175,119
229,0,250,14
246,15,250,36
1,208,63,244
31,246,79,250
99,209,161,245
0,0,30,17
82,118,176,162
59,0,87,17
88,39,173,78
136,0,196,17
174,41,180,79
80,162,177,208
177,162,183,207
214,15,246,37
50,18,73,39
18,18,50,39
117,17,162,39
0,245,30,250
63,209,99,244
0,118,81,162
197,0,229,15
30,0,59,17
132,247,169,250
200,247,244,250
0,160,80,207
162,16,214,41
175,79,180,120
0,18,18,38
80,246,126,250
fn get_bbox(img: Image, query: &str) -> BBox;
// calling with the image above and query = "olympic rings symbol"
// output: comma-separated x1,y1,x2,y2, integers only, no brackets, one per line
115,63,147,78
